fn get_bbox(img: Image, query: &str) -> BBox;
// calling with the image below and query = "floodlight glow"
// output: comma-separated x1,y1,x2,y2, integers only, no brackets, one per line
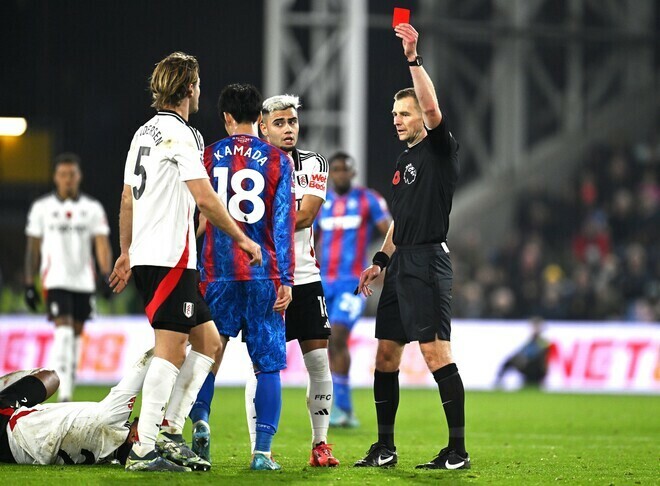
0,117,28,136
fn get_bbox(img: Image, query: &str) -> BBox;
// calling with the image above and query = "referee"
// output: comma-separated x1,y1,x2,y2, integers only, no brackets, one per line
354,23,469,470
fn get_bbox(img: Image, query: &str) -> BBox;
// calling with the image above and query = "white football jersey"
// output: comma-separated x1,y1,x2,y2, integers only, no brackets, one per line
124,110,207,269
291,148,328,285
25,193,110,293
6,394,133,465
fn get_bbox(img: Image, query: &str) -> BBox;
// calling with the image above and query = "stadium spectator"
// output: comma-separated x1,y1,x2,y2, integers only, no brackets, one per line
314,151,390,428
253,94,340,467
355,23,470,470
110,52,261,472
189,84,295,471
24,153,113,402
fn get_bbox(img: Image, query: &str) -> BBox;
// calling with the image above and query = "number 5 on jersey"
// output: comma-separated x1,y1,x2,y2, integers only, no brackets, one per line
214,167,265,224
132,146,149,200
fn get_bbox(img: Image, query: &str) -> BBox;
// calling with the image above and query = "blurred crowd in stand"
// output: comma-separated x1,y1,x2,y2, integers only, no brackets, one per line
452,131,660,322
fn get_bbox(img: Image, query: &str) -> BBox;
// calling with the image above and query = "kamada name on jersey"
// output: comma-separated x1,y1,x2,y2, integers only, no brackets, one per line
213,144,269,166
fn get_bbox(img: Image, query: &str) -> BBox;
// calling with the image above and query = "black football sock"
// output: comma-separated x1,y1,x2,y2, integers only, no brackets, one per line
433,363,466,456
374,369,399,450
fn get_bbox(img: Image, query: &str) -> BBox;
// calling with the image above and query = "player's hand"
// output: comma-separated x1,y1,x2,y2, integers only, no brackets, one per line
24,284,41,311
355,265,382,297
273,284,293,312
239,238,262,267
109,253,132,294
394,23,419,61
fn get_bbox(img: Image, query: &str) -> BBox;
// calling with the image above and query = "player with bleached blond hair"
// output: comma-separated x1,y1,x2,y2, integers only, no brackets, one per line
243,93,339,467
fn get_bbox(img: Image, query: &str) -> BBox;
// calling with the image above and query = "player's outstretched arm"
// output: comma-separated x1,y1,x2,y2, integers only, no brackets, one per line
109,185,133,293
186,178,262,266
395,23,442,130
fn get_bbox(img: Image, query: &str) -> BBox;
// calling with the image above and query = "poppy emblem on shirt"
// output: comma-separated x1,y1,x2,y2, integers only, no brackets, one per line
297,174,309,188
392,170,401,185
66,211,72,219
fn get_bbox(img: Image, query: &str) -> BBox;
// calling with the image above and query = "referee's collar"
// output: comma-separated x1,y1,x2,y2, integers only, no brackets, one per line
158,110,188,126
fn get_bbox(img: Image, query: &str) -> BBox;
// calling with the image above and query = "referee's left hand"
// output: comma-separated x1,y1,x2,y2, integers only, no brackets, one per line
356,265,381,297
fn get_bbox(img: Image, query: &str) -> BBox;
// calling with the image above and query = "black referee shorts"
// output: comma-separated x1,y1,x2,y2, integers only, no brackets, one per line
376,244,453,343
133,266,212,334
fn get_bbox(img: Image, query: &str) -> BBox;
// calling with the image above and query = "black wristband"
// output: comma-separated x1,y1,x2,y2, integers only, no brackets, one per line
372,251,390,270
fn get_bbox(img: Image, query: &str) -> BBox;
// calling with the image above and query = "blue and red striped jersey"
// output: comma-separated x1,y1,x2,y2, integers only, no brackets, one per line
199,134,295,285
315,187,390,282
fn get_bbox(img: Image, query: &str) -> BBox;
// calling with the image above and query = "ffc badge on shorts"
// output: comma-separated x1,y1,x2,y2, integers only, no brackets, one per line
183,302,195,318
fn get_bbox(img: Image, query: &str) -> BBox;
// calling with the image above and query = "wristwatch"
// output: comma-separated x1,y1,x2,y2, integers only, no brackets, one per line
408,55,423,67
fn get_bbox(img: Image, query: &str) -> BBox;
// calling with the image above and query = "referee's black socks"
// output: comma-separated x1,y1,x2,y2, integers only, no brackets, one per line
433,363,466,456
374,369,399,450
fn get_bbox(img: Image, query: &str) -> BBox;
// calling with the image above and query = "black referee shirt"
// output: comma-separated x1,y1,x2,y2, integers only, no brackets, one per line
390,118,459,246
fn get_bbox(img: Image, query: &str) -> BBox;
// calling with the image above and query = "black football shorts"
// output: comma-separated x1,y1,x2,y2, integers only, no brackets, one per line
285,281,332,342
46,289,93,322
376,244,453,343
133,266,212,334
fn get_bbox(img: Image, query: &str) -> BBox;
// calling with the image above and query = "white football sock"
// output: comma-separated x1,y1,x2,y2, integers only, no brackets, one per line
99,348,154,414
245,365,258,453
134,357,179,455
303,348,333,447
163,351,214,434
51,326,74,401
109,348,154,395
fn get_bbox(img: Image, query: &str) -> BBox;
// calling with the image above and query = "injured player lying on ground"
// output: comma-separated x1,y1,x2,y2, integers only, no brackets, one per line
0,351,151,466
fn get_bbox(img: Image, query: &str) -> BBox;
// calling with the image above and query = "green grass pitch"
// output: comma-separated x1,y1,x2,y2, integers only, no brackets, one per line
1,386,657,485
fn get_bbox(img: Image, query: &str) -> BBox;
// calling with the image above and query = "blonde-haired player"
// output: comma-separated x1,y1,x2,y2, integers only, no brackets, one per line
110,52,262,472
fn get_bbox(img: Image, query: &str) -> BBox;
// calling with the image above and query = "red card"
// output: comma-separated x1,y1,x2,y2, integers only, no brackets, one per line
392,7,410,28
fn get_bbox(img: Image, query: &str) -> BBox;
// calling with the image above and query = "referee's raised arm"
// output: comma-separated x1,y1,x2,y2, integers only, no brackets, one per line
394,23,442,130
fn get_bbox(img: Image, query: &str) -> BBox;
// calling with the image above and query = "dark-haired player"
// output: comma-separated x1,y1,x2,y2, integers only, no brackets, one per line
190,83,295,470
315,152,390,428
0,350,153,466
24,152,113,402
354,23,469,470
